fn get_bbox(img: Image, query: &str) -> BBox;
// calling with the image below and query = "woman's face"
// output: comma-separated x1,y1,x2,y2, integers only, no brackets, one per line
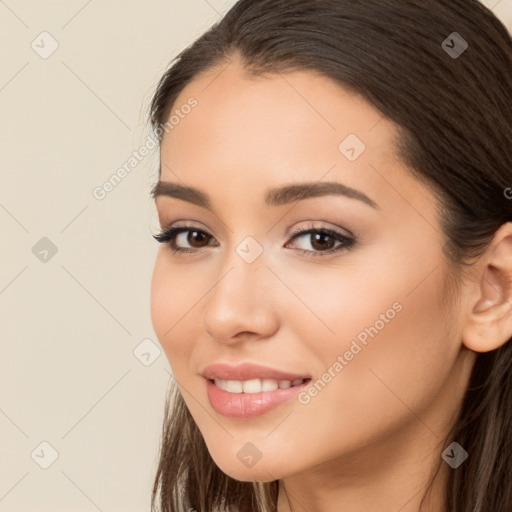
150,60,474,481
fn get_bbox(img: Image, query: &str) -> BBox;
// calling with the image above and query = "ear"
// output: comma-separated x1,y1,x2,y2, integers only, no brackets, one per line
462,222,512,353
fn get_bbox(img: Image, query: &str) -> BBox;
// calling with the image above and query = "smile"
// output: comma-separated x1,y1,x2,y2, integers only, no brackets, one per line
204,377,311,419
212,377,308,393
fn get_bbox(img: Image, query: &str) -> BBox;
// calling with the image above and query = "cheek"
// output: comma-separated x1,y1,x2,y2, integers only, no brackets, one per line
263,270,454,467
283,250,453,420
278,258,404,349
356,278,450,409
150,253,199,368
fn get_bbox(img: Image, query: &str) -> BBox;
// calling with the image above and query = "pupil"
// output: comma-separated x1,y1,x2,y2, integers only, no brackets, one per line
188,230,208,247
312,233,334,250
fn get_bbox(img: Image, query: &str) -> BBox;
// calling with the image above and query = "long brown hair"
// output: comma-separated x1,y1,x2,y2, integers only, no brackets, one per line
147,1,512,510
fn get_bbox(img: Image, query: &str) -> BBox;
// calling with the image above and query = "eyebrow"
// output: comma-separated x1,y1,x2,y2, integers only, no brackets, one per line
151,178,378,210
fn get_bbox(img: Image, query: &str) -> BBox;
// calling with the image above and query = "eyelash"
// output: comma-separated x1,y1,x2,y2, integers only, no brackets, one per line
153,223,356,258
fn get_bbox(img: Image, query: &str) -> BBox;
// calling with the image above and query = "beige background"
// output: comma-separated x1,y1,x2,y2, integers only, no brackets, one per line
1,1,511,511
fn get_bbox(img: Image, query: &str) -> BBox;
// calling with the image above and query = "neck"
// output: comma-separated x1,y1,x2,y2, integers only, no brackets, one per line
275,347,476,512
276,420,452,512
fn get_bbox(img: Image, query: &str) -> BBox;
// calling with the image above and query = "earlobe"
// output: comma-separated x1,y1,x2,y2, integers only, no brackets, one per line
461,222,512,353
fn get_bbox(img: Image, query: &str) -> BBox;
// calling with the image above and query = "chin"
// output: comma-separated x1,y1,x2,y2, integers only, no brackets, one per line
217,463,281,483
207,447,293,482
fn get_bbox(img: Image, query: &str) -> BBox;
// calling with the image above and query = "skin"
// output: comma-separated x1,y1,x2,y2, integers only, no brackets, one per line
150,56,512,512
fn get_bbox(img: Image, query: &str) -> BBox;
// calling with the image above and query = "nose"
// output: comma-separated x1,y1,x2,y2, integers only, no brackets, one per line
202,253,279,345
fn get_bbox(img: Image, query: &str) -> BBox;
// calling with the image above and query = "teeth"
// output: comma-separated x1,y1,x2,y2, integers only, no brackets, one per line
225,380,242,393
242,378,262,393
261,379,279,391
213,378,305,393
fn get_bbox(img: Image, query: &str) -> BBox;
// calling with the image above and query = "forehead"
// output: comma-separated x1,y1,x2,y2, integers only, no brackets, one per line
163,62,394,157
158,61,438,231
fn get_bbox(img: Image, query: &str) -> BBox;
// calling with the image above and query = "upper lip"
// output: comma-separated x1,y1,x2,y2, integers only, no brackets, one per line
201,362,311,382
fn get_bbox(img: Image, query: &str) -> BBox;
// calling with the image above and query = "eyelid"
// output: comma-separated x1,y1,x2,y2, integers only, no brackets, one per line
157,221,351,241
158,219,209,234
162,218,356,239
285,223,355,254
287,221,356,239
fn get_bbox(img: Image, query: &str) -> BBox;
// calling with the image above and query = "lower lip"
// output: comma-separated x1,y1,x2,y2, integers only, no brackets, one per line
205,378,311,419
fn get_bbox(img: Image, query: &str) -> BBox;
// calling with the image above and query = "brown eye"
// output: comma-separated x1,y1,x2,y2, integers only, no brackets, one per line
153,226,217,253
286,226,356,257
186,230,212,248
309,232,337,251
153,224,355,257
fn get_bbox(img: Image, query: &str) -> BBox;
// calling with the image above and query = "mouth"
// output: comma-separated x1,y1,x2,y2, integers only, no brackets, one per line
208,377,311,393
201,362,312,418
200,361,311,383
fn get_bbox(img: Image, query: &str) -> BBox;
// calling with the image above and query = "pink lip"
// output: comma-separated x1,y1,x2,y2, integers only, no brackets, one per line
201,362,311,419
201,362,310,381
205,379,310,419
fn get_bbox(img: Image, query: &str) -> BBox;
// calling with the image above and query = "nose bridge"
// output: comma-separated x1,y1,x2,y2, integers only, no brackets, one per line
215,232,269,297
202,237,278,342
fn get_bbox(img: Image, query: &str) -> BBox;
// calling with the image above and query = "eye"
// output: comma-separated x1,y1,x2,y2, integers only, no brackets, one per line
285,224,355,257
153,226,217,254
153,223,356,257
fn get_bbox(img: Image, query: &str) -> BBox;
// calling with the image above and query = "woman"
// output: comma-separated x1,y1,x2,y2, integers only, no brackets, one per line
147,1,512,511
